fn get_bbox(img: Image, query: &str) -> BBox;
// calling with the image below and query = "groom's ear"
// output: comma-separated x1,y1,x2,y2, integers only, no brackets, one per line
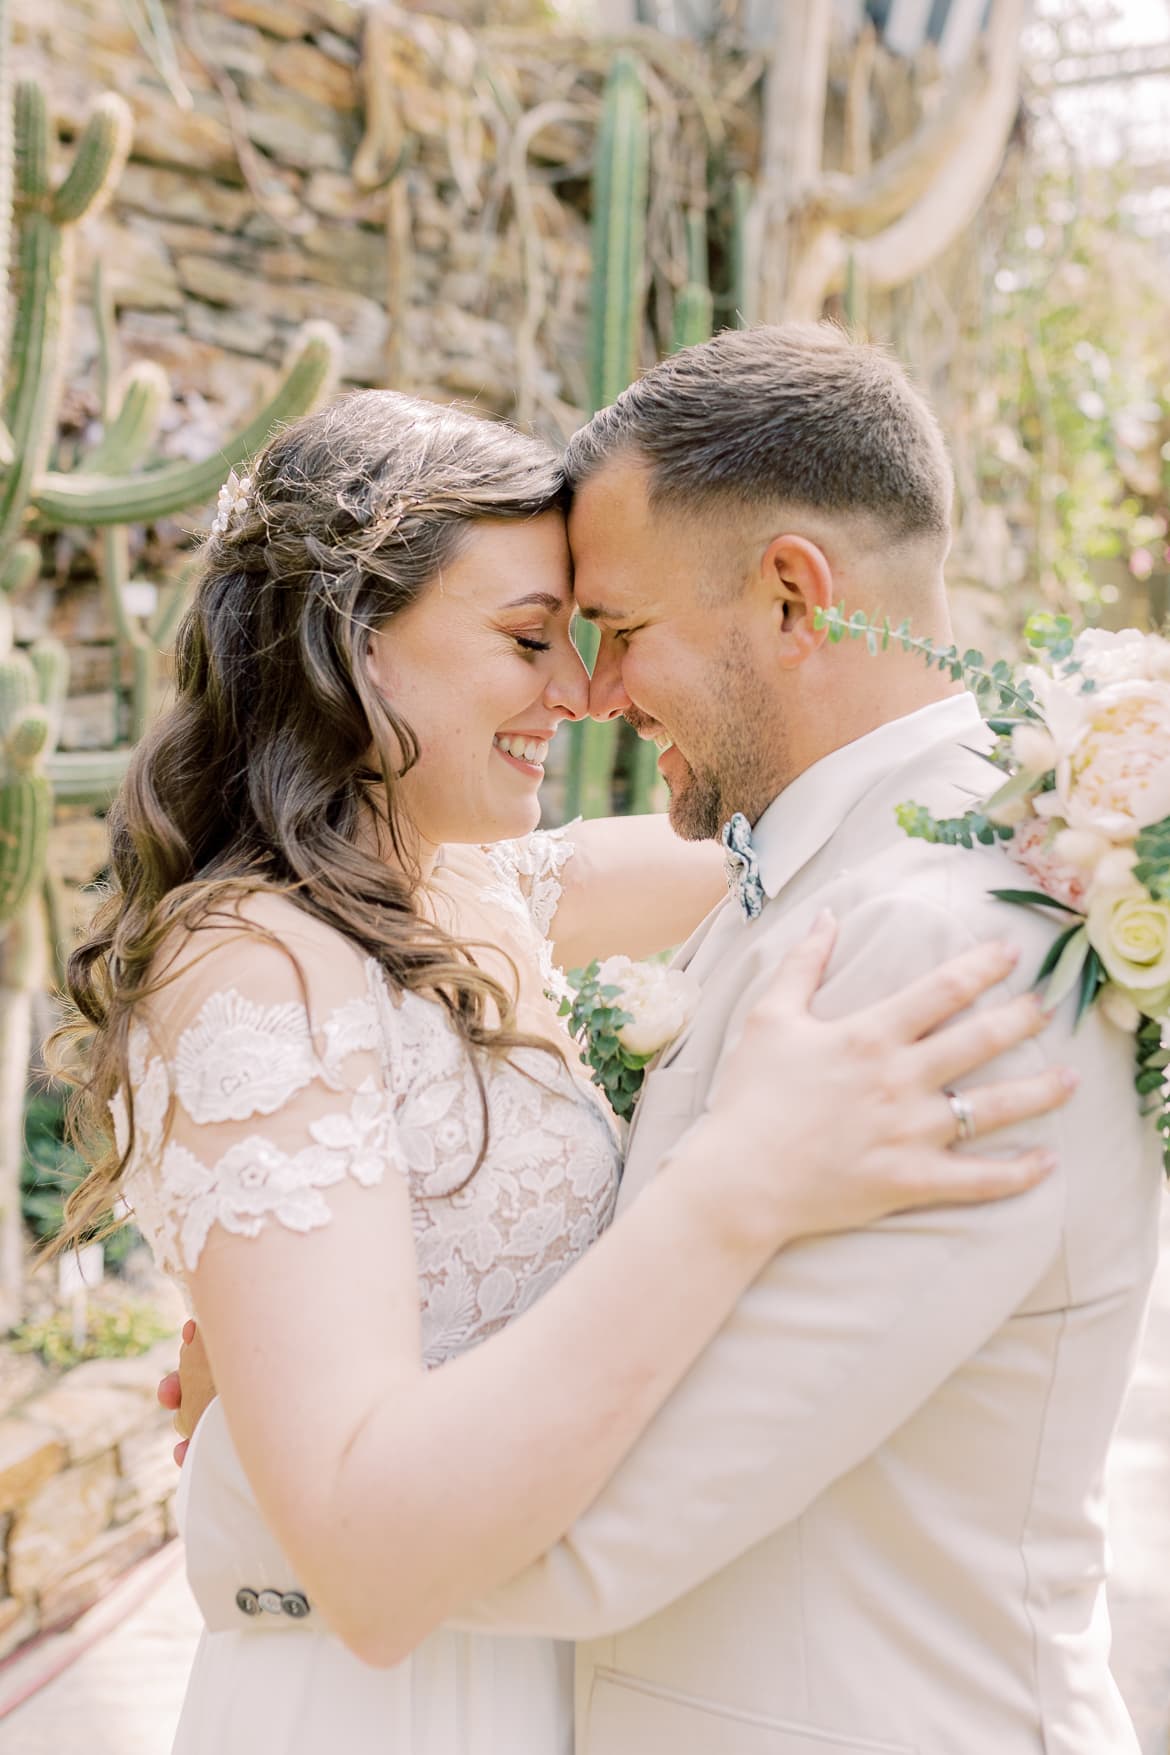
758,535,832,670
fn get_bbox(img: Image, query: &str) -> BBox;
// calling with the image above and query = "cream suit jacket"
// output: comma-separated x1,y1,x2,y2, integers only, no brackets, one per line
180,698,1161,1755
453,697,1162,1754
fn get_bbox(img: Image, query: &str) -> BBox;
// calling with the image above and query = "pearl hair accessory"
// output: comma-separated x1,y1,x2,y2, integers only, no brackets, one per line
210,468,253,538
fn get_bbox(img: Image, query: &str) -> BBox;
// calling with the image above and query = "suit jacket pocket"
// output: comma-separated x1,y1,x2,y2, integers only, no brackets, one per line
585,1670,914,1755
623,1063,703,1193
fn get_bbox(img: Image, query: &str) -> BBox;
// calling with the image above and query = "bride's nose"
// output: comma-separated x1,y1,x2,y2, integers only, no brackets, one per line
544,643,590,722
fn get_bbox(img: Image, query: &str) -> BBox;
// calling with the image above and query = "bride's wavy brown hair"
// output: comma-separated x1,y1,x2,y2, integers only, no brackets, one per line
49,389,570,1255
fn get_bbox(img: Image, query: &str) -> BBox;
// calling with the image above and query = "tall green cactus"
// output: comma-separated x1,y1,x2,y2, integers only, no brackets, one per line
607,208,715,821
588,53,649,413
566,53,651,824
0,587,62,1324
670,210,714,356
0,22,339,1321
0,58,340,757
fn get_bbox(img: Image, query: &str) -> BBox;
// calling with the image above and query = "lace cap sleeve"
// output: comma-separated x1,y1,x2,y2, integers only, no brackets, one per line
118,898,406,1279
481,823,577,941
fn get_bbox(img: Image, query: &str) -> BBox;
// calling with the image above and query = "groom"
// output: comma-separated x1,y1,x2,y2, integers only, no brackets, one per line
451,323,1161,1752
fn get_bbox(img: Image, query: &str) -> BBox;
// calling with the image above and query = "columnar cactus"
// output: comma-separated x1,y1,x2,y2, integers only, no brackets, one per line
0,42,339,756
670,210,714,357
566,53,652,822
0,11,339,1320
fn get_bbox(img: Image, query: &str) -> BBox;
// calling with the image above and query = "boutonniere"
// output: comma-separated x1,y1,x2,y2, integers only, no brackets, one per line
816,607,1170,1175
559,955,701,1120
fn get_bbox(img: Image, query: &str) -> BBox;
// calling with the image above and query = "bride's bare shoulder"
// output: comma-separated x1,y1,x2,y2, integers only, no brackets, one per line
149,889,366,1006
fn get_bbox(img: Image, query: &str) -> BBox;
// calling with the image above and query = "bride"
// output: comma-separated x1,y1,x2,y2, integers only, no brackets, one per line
54,391,1068,1755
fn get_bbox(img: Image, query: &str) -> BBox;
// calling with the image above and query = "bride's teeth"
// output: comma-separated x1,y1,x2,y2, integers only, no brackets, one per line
494,735,548,765
654,734,673,753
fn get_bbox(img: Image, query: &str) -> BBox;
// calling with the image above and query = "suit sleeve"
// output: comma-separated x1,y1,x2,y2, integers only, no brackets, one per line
448,890,1075,1637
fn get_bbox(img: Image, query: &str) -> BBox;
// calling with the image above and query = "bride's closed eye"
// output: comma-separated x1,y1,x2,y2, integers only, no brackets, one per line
515,635,552,654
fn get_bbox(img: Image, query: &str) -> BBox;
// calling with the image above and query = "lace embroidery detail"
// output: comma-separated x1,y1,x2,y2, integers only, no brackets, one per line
480,826,577,1005
481,823,576,938
119,948,620,1365
174,991,317,1122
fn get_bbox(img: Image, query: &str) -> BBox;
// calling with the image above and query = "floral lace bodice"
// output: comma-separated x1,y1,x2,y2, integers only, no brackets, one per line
118,831,621,1367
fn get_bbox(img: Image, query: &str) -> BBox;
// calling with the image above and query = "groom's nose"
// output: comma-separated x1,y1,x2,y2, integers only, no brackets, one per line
587,636,631,721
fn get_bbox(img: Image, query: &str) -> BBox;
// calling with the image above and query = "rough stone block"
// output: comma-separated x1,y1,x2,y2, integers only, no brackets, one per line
217,0,312,37
114,1425,180,1527
270,39,359,109
0,1420,67,1516
7,1455,118,1598
29,1382,147,1465
37,1511,167,1631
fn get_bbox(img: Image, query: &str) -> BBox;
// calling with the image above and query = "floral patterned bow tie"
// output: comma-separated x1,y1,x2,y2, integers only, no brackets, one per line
721,813,765,922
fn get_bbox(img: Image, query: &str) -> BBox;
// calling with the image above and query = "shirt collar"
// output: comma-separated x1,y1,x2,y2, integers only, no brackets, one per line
752,694,986,900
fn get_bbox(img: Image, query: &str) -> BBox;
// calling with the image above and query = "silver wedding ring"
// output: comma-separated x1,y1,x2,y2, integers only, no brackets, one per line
944,1087,977,1145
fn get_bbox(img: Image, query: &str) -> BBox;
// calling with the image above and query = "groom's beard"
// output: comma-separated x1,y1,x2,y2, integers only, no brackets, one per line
631,636,786,841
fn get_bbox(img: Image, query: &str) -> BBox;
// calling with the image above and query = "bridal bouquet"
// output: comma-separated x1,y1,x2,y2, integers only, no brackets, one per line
815,610,1170,1174
560,956,700,1120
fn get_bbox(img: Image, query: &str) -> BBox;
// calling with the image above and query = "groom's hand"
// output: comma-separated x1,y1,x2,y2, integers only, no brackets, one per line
157,1318,217,1466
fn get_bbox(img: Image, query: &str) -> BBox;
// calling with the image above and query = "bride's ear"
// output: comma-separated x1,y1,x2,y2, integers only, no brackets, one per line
759,536,833,670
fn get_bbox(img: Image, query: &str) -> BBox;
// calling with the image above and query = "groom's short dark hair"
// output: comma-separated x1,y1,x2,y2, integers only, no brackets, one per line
564,322,953,548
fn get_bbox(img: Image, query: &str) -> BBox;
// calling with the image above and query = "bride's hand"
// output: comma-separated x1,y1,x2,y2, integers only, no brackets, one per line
156,1318,216,1466
697,910,1072,1245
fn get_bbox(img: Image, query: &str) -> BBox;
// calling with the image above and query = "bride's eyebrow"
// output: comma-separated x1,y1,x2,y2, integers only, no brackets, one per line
500,591,566,613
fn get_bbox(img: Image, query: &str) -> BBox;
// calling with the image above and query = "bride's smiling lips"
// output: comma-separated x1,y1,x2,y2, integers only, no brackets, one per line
492,727,557,778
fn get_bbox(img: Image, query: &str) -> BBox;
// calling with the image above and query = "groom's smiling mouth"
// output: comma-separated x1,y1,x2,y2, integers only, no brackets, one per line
625,710,683,775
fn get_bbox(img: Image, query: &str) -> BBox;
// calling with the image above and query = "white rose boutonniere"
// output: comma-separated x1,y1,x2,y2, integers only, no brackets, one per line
559,955,700,1120
814,609,1170,1178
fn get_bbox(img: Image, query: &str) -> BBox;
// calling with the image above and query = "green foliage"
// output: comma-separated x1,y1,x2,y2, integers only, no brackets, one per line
20,1087,139,1266
1134,1016,1170,1178
970,158,1170,618
1134,815,1170,903
815,606,1040,720
11,1297,173,1368
559,961,654,1121
895,801,1014,849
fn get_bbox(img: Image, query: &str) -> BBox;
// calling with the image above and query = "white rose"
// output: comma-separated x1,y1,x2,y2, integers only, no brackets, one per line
1143,637,1170,683
1011,724,1058,774
1055,681,1170,840
597,956,700,1058
1086,884,1170,1006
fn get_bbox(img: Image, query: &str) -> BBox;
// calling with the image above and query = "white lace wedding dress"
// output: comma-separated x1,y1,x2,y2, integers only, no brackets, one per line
118,830,622,1754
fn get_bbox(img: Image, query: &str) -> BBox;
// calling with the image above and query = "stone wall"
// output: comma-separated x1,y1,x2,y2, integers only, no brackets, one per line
0,1341,179,1658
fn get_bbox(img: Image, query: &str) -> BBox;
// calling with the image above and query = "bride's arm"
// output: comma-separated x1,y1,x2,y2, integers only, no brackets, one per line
548,814,727,967
171,922,1060,1670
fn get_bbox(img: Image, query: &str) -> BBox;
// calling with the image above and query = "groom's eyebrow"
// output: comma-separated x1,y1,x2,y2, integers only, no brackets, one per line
576,604,623,624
